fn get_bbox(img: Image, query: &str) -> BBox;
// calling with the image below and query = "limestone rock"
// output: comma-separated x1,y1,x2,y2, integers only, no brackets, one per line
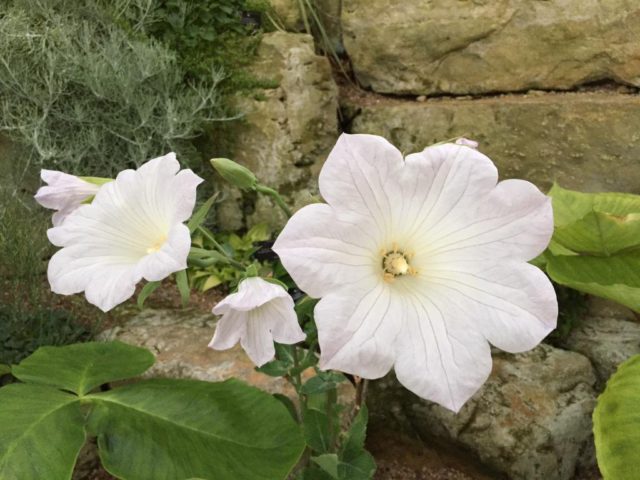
217,32,338,231
562,298,640,388
99,309,354,404
369,345,597,480
342,0,640,95
99,309,297,395
269,0,304,31
347,91,640,193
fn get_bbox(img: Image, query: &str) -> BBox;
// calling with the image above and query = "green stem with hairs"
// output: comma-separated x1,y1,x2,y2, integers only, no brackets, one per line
196,226,245,270
256,184,292,218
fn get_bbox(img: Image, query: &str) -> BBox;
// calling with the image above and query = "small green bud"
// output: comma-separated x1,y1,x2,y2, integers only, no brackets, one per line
210,158,257,191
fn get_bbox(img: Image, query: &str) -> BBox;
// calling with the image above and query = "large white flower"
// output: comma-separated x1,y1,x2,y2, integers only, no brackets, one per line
47,153,202,312
35,170,103,226
273,134,557,412
209,277,306,367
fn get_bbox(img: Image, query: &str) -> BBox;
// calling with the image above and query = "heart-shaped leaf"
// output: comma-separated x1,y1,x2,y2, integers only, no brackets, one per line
87,378,304,480
11,341,155,395
0,384,85,480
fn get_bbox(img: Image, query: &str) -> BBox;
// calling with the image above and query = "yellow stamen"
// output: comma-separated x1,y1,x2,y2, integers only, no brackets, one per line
146,234,167,254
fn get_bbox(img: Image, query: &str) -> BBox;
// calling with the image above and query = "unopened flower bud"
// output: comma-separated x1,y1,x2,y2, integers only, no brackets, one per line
210,158,257,191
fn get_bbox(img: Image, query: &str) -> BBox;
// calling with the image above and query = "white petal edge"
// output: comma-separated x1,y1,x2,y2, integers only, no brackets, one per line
273,203,378,299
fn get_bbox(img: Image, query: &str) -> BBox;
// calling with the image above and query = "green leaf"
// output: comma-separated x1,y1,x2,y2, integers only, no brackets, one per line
87,378,305,480
0,364,10,376
549,184,640,254
176,269,190,307
202,274,222,291
188,194,218,234
0,384,86,480
593,355,640,480
338,406,376,480
301,372,347,395
553,211,640,255
546,254,640,312
12,341,155,396
273,393,299,422
256,359,291,377
312,454,339,479
137,281,161,309
245,223,271,243
303,406,333,454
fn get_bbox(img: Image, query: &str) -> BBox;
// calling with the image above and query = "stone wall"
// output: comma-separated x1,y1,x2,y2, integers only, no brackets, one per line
221,0,640,230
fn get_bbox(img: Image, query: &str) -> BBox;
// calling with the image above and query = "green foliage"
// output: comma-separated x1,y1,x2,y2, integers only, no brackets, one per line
1,341,305,480
189,223,272,291
593,355,640,479
0,192,94,364
12,341,154,395
541,184,640,312
119,0,273,92
302,406,376,480
0,306,93,365
0,384,87,480
0,0,226,176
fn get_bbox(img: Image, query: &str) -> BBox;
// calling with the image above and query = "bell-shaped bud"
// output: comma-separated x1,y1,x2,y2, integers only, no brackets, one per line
210,158,257,191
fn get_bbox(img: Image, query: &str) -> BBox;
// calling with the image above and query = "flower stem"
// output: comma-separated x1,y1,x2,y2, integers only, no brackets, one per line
196,226,245,270
354,377,369,415
256,184,292,218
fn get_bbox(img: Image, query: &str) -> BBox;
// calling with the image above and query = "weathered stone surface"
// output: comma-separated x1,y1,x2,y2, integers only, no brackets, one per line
269,0,304,31
369,345,597,480
217,32,338,231
347,91,640,193
99,309,297,394
562,298,640,388
342,0,640,95
99,309,354,402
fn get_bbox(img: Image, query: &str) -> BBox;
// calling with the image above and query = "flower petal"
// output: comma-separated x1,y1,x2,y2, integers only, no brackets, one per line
421,179,553,263
394,286,492,412
209,310,247,350
47,245,139,312
212,277,290,314
316,280,402,379
399,143,498,245
318,133,404,231
242,315,277,367
135,224,190,282
261,297,306,344
420,261,557,353
273,203,378,298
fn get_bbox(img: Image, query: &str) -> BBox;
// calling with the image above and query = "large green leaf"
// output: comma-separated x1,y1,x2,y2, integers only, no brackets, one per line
0,384,86,480
553,211,640,255
549,184,640,254
87,378,304,480
11,341,155,396
593,355,640,479
549,184,640,226
546,254,640,312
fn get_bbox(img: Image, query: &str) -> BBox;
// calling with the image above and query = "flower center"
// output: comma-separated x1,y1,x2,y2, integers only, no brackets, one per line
381,244,417,283
146,234,167,254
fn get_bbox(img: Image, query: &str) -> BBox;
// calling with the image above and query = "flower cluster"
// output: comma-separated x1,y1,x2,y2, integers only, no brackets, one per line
38,134,557,412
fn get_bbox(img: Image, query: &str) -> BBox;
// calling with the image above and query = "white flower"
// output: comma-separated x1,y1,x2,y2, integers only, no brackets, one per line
34,170,103,226
209,277,306,367
273,134,557,412
47,153,202,312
